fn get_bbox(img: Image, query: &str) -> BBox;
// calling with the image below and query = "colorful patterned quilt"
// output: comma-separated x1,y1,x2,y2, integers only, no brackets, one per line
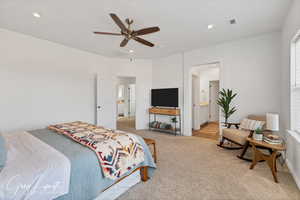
48,121,144,180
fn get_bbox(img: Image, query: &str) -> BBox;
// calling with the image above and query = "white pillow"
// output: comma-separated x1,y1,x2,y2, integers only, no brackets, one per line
239,118,265,131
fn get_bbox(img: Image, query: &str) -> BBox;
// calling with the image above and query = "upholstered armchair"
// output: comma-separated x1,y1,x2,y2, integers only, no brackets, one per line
218,115,266,161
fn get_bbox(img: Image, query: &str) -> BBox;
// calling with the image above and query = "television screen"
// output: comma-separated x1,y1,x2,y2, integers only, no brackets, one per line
151,88,178,107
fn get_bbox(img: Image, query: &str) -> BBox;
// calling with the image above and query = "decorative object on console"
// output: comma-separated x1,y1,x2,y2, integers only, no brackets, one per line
217,88,237,124
253,128,263,141
149,108,181,136
149,121,172,130
266,113,279,131
264,113,281,144
263,134,282,145
171,117,178,123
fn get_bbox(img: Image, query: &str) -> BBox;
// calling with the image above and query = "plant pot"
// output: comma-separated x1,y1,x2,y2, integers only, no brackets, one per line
253,133,263,141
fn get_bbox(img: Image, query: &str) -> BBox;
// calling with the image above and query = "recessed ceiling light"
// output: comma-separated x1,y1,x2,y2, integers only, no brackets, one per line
32,12,41,18
129,50,134,53
207,24,214,30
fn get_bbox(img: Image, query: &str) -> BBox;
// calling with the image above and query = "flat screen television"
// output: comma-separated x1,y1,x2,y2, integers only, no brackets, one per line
151,88,178,107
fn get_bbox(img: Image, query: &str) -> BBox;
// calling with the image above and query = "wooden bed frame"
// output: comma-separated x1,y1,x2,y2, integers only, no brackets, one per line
102,166,149,193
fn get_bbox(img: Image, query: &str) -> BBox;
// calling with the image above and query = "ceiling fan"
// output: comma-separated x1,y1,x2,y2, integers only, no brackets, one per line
94,13,160,47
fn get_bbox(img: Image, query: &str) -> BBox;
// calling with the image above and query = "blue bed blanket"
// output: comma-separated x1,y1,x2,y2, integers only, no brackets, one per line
29,129,156,200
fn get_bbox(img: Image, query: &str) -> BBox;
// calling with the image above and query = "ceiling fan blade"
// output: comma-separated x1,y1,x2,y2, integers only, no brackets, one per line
110,13,127,33
133,27,160,36
120,38,129,47
94,32,122,36
133,37,154,47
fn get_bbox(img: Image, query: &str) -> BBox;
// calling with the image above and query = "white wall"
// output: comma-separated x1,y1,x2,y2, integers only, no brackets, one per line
0,29,152,132
152,53,184,131
152,32,281,136
281,0,300,189
184,32,281,136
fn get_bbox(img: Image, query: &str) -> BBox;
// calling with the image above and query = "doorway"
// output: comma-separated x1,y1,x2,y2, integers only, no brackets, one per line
116,77,136,130
190,63,220,140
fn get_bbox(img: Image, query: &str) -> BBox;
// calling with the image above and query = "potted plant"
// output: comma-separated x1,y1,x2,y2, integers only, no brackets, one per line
253,128,263,141
171,117,178,123
217,89,237,124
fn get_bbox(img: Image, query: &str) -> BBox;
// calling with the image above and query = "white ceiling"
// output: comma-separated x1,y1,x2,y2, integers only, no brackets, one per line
0,0,292,59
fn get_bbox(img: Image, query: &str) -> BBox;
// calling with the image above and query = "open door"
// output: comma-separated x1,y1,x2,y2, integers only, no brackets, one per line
209,80,220,122
96,74,103,126
192,75,200,130
96,74,116,129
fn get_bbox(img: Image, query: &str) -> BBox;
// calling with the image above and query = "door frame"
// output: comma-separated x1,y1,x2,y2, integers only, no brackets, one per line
115,76,137,129
188,62,221,134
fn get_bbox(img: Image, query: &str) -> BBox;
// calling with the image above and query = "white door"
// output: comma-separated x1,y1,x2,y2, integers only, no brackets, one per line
209,80,219,122
128,84,136,116
192,75,200,130
96,75,103,126
96,74,116,129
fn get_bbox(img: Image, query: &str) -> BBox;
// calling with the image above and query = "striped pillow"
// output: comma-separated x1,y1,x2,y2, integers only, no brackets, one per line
239,118,265,131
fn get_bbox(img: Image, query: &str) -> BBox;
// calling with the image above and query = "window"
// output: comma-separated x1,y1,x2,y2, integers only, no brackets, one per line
291,34,300,132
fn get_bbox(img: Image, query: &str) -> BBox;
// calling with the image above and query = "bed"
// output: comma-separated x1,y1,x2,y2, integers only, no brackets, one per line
0,124,156,200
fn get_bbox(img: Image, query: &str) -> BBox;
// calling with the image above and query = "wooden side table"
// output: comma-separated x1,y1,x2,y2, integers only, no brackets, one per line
247,137,285,183
143,137,157,163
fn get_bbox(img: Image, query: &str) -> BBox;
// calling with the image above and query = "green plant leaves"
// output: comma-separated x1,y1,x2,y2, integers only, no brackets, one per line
217,88,237,123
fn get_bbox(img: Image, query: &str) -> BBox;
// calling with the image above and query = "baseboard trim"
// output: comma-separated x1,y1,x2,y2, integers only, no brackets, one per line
286,158,300,190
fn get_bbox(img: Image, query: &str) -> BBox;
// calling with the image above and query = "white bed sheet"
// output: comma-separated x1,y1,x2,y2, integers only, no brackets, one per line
0,131,71,200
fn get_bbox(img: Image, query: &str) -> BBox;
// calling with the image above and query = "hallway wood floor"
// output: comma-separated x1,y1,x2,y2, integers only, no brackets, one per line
117,116,135,130
193,122,219,140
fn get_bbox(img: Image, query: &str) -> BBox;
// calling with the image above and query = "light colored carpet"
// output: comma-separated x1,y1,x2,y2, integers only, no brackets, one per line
117,127,300,200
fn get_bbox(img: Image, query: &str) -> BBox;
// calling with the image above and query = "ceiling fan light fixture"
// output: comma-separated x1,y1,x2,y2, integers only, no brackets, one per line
94,13,160,48
129,50,134,53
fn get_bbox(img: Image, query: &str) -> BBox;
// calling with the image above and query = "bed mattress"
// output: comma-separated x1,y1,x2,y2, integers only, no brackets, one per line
29,128,156,200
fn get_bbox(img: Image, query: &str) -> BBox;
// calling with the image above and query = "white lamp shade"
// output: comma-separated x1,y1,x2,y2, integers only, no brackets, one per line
266,113,279,131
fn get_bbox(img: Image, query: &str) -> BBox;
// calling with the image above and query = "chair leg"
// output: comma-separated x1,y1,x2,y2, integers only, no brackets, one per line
217,137,243,150
217,137,225,147
237,141,252,162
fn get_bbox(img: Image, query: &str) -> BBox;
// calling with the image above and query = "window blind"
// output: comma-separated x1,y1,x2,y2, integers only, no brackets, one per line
292,35,300,132
295,36,300,87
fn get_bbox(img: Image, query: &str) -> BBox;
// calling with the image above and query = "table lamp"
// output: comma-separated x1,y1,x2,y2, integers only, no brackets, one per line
266,113,279,132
